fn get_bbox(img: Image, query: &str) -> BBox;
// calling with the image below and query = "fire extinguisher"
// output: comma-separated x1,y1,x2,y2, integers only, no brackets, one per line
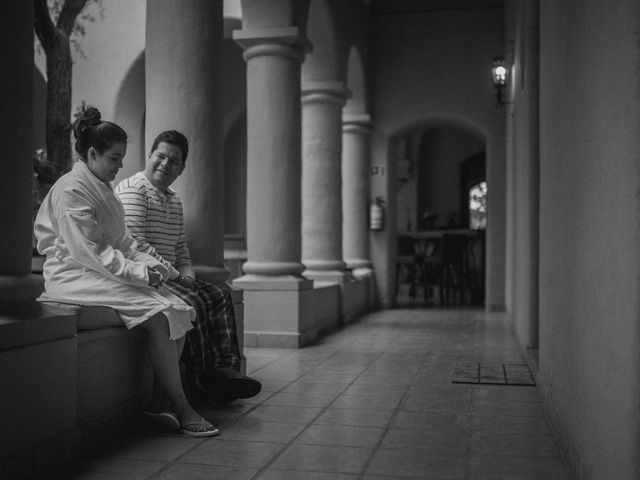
370,196,385,231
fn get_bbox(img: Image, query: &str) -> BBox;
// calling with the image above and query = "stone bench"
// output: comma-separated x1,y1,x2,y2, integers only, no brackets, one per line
0,282,244,478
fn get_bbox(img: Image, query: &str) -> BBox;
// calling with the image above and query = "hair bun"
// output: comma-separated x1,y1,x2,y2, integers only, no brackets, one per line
74,105,102,137
80,106,102,127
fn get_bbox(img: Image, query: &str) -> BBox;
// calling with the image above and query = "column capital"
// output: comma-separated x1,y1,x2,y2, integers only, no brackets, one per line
301,81,350,106
233,26,311,54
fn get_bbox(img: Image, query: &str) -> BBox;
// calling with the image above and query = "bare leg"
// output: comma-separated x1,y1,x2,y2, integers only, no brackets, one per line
140,313,213,431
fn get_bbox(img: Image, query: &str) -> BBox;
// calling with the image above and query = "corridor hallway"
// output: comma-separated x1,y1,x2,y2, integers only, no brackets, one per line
53,309,571,480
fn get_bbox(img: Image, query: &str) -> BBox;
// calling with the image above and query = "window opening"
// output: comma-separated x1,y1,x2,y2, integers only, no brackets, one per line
469,181,487,230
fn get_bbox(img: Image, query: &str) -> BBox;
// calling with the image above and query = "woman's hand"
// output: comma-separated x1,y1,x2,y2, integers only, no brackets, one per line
147,266,164,288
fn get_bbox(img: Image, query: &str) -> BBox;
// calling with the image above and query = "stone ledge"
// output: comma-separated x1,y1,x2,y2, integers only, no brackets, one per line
0,302,76,352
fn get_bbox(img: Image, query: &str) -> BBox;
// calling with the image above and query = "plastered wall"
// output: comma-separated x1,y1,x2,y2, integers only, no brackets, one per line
539,0,640,478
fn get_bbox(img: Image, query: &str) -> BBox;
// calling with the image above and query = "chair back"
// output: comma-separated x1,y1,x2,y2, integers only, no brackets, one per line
441,234,468,265
397,235,416,257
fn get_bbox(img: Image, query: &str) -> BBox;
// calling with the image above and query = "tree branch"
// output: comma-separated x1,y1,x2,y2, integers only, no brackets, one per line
58,0,91,35
33,0,56,52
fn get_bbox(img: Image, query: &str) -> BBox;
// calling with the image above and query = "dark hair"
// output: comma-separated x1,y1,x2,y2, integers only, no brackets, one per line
150,130,189,162
73,105,127,160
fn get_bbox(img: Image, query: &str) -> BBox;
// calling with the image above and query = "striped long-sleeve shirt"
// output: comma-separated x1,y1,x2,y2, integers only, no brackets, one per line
115,172,194,280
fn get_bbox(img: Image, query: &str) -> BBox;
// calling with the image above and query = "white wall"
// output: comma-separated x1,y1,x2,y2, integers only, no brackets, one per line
369,7,506,307
505,0,540,350
539,0,640,478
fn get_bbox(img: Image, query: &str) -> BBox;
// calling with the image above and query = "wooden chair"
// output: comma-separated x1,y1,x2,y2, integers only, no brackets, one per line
439,234,470,305
396,235,420,299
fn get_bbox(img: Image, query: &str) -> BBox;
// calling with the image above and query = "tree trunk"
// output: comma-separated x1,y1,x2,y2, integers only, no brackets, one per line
45,31,73,172
34,0,91,174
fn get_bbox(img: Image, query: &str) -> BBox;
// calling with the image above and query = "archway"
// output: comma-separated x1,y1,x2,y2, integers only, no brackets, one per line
391,117,487,306
113,50,145,184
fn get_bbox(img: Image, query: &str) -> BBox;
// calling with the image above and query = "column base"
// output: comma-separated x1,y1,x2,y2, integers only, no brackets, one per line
351,267,373,280
239,287,317,348
233,274,317,348
233,274,313,291
303,269,351,284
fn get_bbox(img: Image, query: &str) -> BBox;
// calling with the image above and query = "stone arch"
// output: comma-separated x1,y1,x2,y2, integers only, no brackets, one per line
113,50,145,183
303,0,348,81
344,45,367,114
113,11,242,186
391,115,488,144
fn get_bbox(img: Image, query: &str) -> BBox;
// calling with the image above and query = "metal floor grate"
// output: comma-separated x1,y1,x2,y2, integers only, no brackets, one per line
451,362,535,386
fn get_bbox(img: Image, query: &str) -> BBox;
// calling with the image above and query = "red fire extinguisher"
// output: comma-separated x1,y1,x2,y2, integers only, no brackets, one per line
370,196,385,231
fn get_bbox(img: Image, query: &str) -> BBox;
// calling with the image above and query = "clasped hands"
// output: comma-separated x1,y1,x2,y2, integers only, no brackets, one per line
147,266,198,292
147,265,166,289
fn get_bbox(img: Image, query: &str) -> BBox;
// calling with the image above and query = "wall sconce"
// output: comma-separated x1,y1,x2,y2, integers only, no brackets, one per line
491,56,510,106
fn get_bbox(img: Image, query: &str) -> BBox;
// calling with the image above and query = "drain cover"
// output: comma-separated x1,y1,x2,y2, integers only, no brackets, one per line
452,363,535,386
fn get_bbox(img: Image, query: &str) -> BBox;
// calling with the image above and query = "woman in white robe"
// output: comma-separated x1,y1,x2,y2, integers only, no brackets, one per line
34,106,219,437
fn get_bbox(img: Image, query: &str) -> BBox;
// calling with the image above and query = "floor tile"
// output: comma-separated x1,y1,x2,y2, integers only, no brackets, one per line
470,432,561,457
353,373,415,386
244,404,323,423
270,444,373,474
380,427,469,454
53,458,166,480
470,385,541,403
366,448,466,479
391,411,471,433
257,469,358,480
342,383,408,398
262,391,340,408
252,380,291,393
299,371,361,384
282,381,350,395
314,408,395,428
153,463,258,480
91,435,202,463
252,370,306,382
331,393,401,411
471,399,546,417
178,439,286,468
229,389,275,406
467,454,571,479
294,424,386,448
48,309,573,480
402,392,471,414
469,414,552,435
220,418,306,443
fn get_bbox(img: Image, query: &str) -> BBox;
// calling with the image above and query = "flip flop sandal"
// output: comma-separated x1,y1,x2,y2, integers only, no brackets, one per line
180,420,220,437
142,410,180,431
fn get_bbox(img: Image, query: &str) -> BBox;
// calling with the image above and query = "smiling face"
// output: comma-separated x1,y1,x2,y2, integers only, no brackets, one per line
87,142,126,183
144,141,185,191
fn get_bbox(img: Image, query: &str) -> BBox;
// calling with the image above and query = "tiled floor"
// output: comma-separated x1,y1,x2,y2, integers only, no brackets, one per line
54,308,572,479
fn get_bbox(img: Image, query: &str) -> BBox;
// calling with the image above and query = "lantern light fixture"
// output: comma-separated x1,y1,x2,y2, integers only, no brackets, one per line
491,56,510,106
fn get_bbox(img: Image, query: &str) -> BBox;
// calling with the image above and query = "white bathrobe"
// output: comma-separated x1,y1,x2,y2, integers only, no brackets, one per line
34,161,194,340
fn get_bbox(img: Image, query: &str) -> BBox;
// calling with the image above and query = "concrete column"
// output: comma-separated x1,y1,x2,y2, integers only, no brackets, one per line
233,27,317,347
145,0,226,282
301,82,349,283
0,0,43,306
342,113,373,277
